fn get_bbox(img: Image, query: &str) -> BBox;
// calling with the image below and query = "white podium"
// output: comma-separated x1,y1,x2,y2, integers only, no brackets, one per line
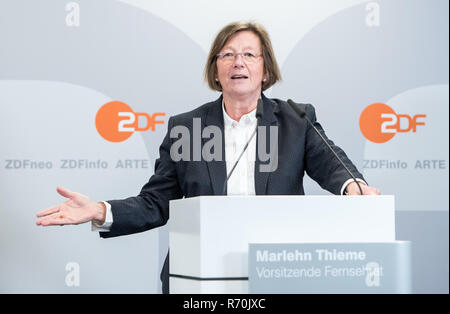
169,195,395,294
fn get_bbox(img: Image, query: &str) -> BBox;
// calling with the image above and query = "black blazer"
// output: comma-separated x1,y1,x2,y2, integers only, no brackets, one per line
100,93,364,293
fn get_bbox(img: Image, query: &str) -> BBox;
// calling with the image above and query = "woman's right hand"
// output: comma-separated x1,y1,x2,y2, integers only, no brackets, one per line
36,186,106,227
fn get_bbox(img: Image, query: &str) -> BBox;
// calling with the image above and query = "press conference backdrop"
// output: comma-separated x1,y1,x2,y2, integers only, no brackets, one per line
0,0,448,293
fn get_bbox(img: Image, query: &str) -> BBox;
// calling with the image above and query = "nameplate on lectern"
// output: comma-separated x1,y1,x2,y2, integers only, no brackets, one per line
248,242,411,294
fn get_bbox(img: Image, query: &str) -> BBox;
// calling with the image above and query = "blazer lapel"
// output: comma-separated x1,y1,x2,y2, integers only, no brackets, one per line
203,95,227,195
254,94,279,195
202,94,279,196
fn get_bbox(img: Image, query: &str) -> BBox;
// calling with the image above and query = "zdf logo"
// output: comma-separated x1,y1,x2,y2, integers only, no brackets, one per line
95,101,165,142
359,102,426,143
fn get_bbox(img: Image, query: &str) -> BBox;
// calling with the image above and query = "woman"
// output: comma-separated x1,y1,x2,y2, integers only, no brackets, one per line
36,21,380,293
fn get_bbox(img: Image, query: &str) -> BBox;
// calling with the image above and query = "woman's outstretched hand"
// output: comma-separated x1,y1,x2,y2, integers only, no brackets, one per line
36,186,105,227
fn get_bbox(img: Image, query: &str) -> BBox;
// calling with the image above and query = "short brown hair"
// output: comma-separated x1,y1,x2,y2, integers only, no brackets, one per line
204,21,282,92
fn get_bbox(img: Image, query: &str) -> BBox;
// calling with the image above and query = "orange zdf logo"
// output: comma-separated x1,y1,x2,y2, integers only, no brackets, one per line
359,103,426,143
95,101,165,142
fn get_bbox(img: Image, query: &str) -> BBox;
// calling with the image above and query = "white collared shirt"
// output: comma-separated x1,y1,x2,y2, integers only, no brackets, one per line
222,102,257,196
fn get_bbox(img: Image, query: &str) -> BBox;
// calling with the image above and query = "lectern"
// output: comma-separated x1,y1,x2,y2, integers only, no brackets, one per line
169,195,396,294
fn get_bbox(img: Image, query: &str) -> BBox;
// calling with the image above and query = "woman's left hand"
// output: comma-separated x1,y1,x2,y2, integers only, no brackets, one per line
345,182,381,195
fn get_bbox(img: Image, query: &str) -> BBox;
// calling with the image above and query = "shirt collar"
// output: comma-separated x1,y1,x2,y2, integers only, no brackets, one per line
222,99,257,127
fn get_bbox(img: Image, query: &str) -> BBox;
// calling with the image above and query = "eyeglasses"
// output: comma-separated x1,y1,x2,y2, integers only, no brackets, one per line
216,52,262,64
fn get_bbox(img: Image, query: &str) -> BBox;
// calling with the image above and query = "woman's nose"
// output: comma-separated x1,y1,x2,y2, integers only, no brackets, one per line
232,54,245,67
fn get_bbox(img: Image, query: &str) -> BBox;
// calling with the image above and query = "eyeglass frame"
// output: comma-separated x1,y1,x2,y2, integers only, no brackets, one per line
216,51,263,63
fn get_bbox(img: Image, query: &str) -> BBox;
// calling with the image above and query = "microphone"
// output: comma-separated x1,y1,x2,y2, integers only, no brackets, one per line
222,99,263,195
287,99,364,195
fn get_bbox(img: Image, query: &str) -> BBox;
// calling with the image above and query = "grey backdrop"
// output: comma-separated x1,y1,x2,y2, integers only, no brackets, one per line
0,0,448,293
